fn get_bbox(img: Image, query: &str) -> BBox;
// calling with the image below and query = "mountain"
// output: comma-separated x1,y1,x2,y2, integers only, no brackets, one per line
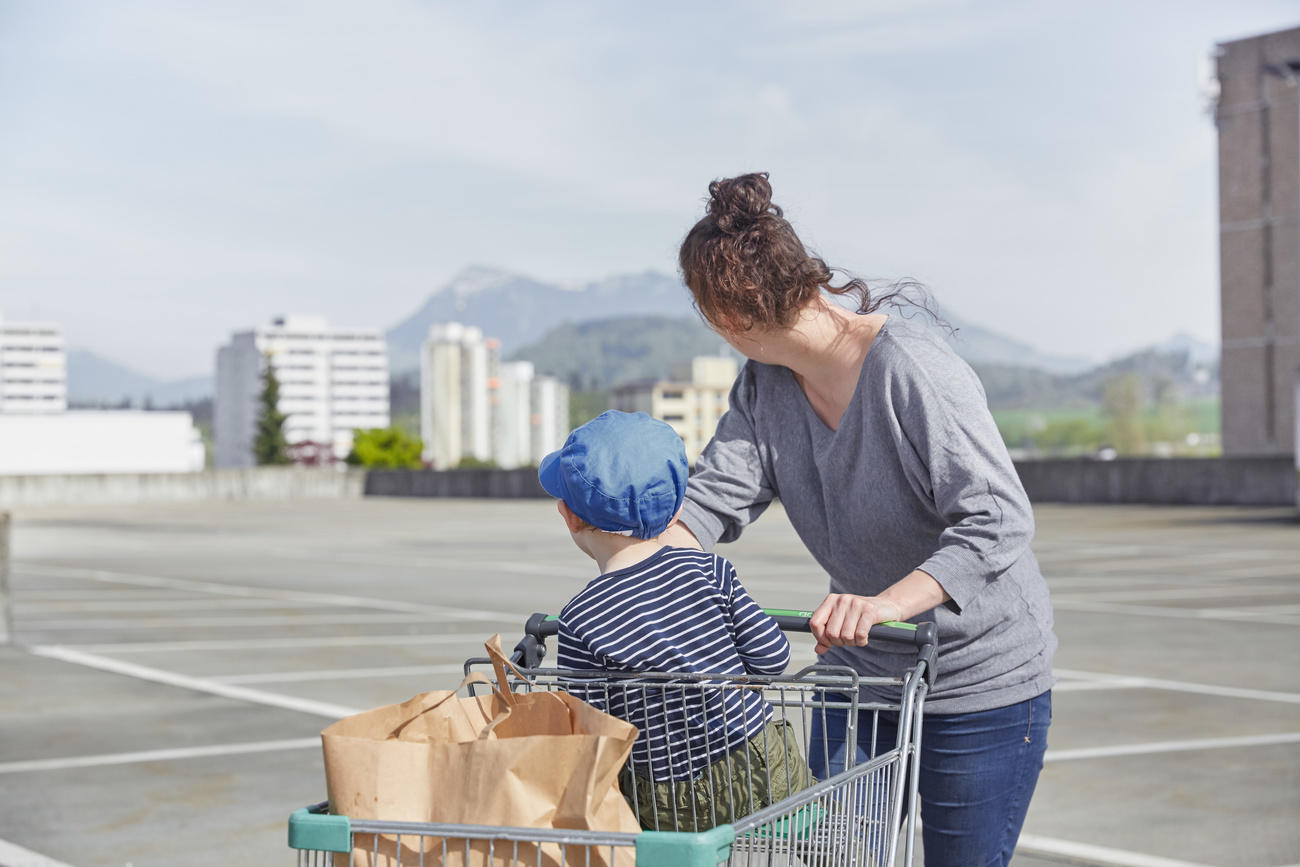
387,265,1097,376
66,350,212,407
511,311,1219,413
942,312,1093,374
384,266,692,373
64,264,1218,409
973,344,1218,411
1153,332,1218,366
511,316,736,390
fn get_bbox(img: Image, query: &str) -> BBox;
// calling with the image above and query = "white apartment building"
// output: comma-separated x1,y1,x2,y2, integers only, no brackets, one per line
420,323,496,468
493,361,536,470
529,375,569,465
214,315,389,468
612,355,738,463
421,322,569,469
0,312,67,414
0,412,204,474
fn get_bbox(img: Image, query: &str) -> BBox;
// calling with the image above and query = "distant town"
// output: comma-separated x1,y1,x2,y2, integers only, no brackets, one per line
0,273,1223,476
0,301,746,474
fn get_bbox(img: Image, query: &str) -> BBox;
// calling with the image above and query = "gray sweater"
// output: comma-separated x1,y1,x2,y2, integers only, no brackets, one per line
679,316,1057,714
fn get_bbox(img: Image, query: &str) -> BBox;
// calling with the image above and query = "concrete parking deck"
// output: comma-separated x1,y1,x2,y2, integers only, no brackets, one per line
0,499,1296,866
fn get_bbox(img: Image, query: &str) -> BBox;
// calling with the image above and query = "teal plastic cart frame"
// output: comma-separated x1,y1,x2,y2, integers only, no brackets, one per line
288,611,935,866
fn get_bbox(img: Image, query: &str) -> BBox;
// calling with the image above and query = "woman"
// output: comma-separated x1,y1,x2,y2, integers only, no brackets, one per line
660,172,1056,866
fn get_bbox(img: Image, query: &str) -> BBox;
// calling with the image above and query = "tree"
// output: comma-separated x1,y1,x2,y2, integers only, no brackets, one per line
346,427,424,469
1102,374,1145,455
252,358,291,465
454,455,499,470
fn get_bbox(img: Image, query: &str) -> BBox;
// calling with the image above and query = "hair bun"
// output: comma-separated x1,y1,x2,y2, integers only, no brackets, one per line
707,172,781,233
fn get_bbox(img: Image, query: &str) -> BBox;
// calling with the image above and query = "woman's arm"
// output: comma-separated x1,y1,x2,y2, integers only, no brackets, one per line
808,569,950,655
677,364,777,549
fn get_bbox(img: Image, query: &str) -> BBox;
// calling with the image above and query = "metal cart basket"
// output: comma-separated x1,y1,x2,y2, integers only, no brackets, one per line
289,608,936,866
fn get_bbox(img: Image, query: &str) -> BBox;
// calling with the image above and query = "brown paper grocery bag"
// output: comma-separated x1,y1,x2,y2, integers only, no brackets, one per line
321,635,640,867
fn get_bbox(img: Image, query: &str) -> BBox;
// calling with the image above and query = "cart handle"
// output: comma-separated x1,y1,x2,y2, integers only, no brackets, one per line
520,608,937,667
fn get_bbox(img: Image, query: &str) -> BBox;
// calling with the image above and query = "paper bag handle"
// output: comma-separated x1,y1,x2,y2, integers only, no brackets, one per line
486,634,529,708
390,670,511,740
478,633,572,741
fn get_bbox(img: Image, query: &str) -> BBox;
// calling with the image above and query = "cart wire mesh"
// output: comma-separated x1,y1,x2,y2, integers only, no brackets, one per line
289,614,934,866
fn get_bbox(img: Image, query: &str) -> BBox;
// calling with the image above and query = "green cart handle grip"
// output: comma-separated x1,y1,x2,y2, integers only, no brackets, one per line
760,608,937,650
525,609,936,650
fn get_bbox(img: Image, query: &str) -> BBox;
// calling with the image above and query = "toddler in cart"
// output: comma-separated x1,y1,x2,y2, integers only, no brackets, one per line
538,410,815,832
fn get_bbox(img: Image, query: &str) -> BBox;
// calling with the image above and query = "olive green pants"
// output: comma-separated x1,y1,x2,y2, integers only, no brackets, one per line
619,719,816,832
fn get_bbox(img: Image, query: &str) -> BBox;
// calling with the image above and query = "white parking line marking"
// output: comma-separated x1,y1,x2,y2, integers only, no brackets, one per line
1052,600,1300,626
17,564,515,621
45,633,489,653
26,613,446,629
0,837,76,867
1045,732,1300,762
1051,679,1146,693
0,738,319,775
1017,833,1215,866
29,646,362,719
212,663,466,684
1053,668,1300,704
266,548,582,578
15,598,338,613
1051,584,1299,603
13,591,203,601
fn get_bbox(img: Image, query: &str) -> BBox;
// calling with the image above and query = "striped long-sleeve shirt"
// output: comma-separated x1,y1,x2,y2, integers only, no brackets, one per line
557,546,790,782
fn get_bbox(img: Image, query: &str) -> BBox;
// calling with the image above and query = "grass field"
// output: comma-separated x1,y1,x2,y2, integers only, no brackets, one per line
993,398,1220,457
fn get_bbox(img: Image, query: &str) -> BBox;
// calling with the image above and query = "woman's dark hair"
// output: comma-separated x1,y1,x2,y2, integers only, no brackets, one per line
679,172,940,332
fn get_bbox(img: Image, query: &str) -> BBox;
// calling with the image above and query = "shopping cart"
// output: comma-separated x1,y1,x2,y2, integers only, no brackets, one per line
288,608,936,866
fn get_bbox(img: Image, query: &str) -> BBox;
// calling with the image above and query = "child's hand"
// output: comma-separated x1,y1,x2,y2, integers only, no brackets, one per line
809,594,903,654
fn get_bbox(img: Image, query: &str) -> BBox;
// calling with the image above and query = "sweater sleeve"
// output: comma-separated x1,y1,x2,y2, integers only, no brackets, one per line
889,344,1036,614
679,363,776,550
723,558,790,676
557,617,606,705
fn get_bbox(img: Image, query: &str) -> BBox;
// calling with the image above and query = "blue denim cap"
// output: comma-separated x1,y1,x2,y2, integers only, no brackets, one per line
538,411,689,539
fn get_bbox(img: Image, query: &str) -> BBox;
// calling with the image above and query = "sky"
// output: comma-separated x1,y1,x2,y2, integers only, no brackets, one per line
1,1,1297,380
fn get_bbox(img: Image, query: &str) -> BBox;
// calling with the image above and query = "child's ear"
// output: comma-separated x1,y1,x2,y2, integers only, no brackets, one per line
556,500,587,533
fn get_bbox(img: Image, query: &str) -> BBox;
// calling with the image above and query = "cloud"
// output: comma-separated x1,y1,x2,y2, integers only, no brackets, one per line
8,0,1294,375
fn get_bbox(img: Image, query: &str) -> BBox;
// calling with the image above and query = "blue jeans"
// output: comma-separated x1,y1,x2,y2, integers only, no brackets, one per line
809,690,1051,867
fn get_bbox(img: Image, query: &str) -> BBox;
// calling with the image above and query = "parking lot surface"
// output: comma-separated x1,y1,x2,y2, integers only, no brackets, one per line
1,498,1297,866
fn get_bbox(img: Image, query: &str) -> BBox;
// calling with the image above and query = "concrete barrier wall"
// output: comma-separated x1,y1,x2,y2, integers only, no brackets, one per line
15,459,1286,508
365,468,547,499
366,458,1298,507
0,467,365,508
1012,456,1297,506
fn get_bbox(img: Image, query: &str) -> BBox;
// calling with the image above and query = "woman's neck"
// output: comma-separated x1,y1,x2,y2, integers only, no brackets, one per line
769,301,886,393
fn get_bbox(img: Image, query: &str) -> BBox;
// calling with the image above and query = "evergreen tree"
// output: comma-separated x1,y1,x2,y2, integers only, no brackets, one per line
252,358,291,465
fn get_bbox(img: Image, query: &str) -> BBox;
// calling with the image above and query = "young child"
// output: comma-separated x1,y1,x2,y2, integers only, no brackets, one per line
538,410,815,832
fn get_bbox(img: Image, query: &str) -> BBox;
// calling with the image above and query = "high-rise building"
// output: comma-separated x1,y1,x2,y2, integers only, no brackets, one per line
612,355,738,462
214,315,389,468
420,323,497,468
1215,26,1300,456
420,322,569,469
493,361,536,470
529,375,569,465
0,312,67,414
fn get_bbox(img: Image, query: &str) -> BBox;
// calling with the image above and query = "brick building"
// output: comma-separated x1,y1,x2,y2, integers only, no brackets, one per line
1215,26,1300,456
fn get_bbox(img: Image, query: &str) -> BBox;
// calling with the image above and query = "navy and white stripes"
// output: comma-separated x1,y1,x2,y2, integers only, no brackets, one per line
558,546,789,782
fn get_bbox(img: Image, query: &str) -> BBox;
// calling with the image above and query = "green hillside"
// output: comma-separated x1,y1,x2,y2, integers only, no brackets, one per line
510,315,738,390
